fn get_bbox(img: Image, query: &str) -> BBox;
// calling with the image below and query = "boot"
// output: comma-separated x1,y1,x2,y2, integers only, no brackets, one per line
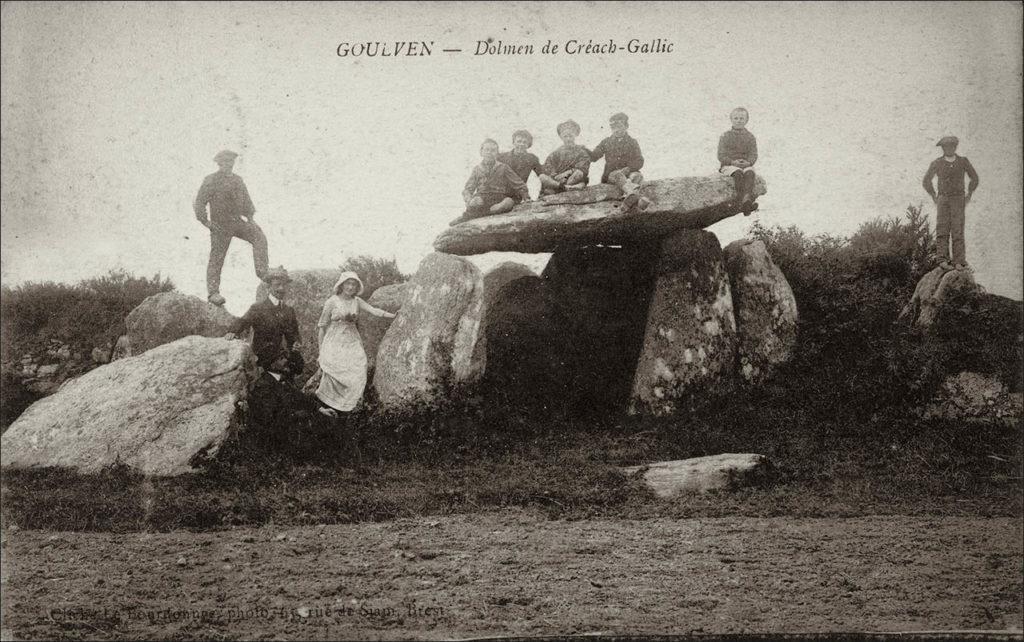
742,170,757,205
732,173,747,206
621,180,640,209
208,293,226,306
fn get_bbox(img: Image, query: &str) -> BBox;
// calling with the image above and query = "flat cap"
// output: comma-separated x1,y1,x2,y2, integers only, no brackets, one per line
936,136,959,147
609,112,629,125
556,119,581,137
263,265,292,283
213,149,239,163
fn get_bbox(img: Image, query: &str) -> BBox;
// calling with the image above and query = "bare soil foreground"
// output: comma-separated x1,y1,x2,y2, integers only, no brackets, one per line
2,511,1021,640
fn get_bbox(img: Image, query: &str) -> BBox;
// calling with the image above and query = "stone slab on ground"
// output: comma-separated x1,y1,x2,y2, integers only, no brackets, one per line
434,174,767,255
0,336,257,476
622,454,769,496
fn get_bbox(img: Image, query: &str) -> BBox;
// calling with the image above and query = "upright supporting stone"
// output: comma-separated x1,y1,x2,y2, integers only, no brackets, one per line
631,230,737,415
723,240,798,383
373,253,486,409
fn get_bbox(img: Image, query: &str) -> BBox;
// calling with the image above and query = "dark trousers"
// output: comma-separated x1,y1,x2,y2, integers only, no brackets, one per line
935,194,966,264
207,218,269,296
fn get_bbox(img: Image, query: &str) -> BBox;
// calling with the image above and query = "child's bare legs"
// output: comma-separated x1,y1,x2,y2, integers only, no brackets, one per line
539,173,562,195
608,169,650,210
488,197,516,215
563,169,586,190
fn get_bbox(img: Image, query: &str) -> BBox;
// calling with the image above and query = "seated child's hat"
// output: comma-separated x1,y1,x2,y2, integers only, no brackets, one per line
213,149,239,164
512,129,534,148
609,112,629,125
935,135,959,147
556,120,581,137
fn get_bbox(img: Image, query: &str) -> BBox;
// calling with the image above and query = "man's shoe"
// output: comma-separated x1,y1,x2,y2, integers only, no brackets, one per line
954,262,970,270
938,261,954,271
208,293,226,306
565,183,585,191
741,202,760,216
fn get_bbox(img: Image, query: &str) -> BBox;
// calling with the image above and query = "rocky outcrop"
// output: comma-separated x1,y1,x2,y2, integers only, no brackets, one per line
1,337,257,476
900,267,1023,393
7,339,93,396
631,230,737,415
622,454,770,496
126,292,239,355
434,174,767,255
373,254,486,408
898,267,982,330
723,240,798,382
922,371,1022,424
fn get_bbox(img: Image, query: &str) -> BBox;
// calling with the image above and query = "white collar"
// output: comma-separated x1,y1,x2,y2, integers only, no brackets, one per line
943,155,958,162
268,371,282,382
268,294,281,306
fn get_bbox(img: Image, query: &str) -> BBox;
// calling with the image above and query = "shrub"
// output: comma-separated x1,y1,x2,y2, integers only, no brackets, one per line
749,205,947,412
0,269,174,362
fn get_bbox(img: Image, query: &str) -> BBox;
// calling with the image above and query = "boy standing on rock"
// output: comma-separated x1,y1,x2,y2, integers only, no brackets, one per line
922,135,980,271
717,107,759,216
194,150,269,306
590,112,650,211
539,120,591,196
453,138,531,226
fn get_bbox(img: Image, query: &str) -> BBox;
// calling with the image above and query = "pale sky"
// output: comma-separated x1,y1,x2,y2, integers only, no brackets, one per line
2,1,1021,316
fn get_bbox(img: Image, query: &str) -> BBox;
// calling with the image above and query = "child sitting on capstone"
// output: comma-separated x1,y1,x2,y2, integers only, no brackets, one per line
454,138,531,226
539,120,591,196
497,129,544,185
590,112,650,211
717,106,759,215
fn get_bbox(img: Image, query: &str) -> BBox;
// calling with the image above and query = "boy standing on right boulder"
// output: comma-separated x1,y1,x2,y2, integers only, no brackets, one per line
922,135,980,271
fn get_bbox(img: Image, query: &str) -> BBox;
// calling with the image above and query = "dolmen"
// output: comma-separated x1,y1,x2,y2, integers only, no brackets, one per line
434,174,767,255
412,173,798,417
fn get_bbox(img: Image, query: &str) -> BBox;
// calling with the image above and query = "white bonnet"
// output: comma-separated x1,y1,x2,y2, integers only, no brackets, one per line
333,270,364,295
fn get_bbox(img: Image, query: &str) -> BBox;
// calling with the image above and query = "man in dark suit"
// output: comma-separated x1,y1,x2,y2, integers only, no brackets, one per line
228,266,301,371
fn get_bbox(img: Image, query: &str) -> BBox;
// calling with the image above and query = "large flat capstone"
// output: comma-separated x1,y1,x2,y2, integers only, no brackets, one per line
434,174,767,255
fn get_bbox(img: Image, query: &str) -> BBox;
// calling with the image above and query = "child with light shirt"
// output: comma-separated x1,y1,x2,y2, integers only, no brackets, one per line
453,138,531,225
717,107,759,215
539,120,591,196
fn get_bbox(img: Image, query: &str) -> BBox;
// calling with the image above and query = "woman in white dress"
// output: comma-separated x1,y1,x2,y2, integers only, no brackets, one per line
315,271,395,417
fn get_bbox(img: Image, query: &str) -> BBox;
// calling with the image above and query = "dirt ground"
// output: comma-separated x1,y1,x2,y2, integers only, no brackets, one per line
1,510,1021,640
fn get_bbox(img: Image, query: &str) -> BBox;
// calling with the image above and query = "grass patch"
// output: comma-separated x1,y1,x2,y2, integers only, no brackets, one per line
3,393,1020,532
